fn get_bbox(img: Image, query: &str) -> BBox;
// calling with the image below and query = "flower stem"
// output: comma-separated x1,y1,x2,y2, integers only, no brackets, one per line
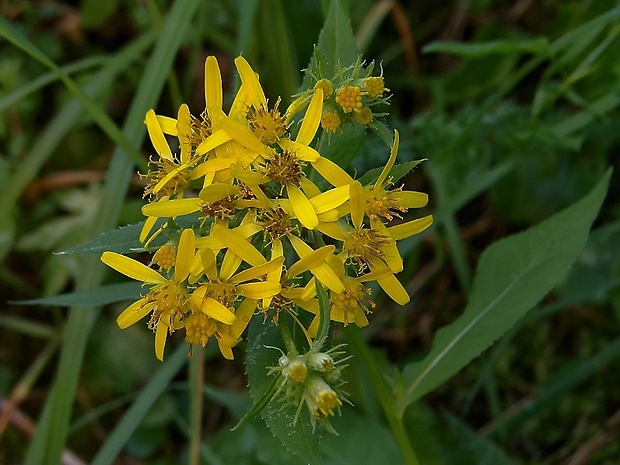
279,317,298,356
345,326,420,465
188,347,205,465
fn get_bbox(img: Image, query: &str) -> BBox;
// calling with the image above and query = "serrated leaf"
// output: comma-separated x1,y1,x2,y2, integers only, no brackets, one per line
357,160,426,187
246,319,324,465
303,0,358,84
55,222,164,255
13,282,143,307
422,38,549,57
399,168,611,409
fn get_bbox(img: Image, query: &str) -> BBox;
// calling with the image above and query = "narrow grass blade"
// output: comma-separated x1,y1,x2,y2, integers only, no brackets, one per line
24,1,202,463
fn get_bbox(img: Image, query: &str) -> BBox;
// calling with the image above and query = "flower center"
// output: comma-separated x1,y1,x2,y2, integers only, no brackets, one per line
365,183,407,221
246,98,289,145
188,110,212,148
142,158,190,200
206,278,237,308
343,227,390,270
201,196,237,221
335,85,364,113
261,150,305,186
259,207,296,241
144,282,188,331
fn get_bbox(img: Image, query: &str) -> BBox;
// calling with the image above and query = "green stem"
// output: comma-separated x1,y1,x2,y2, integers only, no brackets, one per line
345,326,420,465
279,317,298,355
189,347,205,465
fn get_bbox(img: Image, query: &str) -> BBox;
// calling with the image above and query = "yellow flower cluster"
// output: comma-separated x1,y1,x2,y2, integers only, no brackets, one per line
101,56,432,361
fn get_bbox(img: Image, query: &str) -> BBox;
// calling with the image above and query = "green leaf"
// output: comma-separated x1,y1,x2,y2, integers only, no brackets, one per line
13,282,143,307
422,38,549,58
246,319,324,465
304,0,358,83
357,160,426,187
398,168,612,410
56,222,164,255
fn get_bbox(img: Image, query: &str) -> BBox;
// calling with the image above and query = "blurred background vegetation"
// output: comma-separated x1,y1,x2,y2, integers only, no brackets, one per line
1,0,619,464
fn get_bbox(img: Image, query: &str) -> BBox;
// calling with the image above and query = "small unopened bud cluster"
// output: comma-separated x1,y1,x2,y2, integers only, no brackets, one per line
271,344,349,430
294,56,390,135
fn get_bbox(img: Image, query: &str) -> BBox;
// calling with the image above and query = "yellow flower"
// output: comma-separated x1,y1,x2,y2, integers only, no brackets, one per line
349,130,430,225
188,247,283,358
363,76,389,98
101,229,225,361
142,107,195,200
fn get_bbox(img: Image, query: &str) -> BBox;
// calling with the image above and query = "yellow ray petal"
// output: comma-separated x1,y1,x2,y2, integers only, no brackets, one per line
200,297,236,325
371,219,403,273
156,115,177,135
212,224,266,266
316,222,347,241
230,298,256,340
309,185,349,214
189,157,236,180
299,177,321,198
155,320,168,361
376,270,409,305
234,56,267,107
117,299,152,329
218,116,270,157
152,163,189,194
349,180,365,228
200,249,217,279
195,129,232,156
205,56,224,118
101,251,165,284
217,337,235,360
145,109,173,161
177,104,192,164
230,256,285,284
220,249,242,281
175,228,195,282
313,156,354,186
391,190,429,208
288,236,344,293
142,198,202,217
376,129,399,187
295,87,323,145
278,139,320,162
199,183,239,202
387,215,433,240
237,282,281,299
287,245,336,278
140,214,160,243
287,183,318,230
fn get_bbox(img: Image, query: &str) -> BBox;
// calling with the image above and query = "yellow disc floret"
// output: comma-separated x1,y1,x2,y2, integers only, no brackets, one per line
321,111,341,133
363,76,389,98
246,98,289,145
335,85,364,113
184,311,217,347
314,79,334,100
354,106,373,125
152,244,177,273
